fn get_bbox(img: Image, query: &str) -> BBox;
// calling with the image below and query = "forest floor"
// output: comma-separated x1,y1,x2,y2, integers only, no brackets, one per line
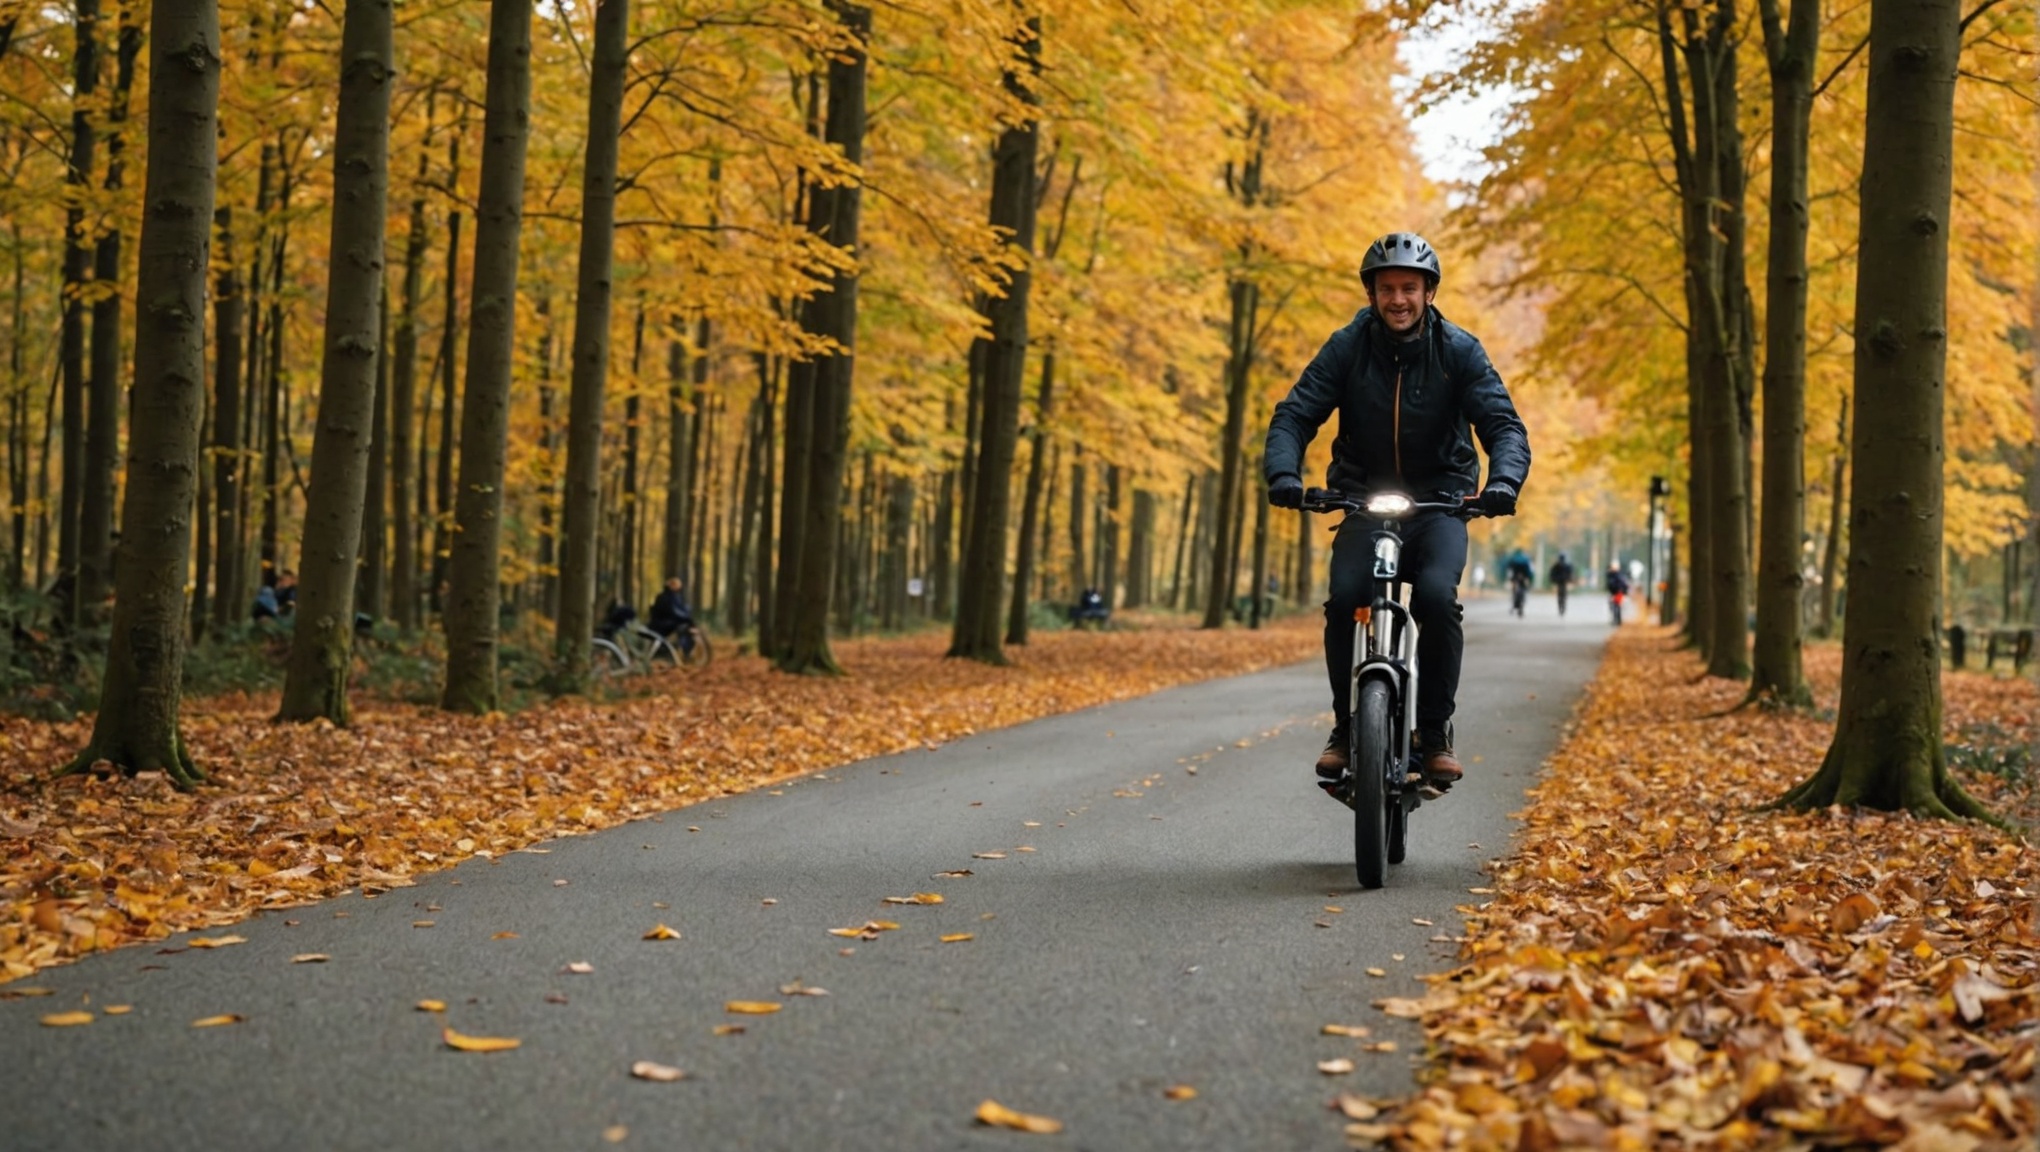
1352,630,2039,1151
0,615,1320,984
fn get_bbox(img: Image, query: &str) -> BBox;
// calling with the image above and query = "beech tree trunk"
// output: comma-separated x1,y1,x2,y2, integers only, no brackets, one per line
430,205,460,615
279,0,394,724
57,0,98,614
948,13,1039,664
1750,0,1818,705
76,8,139,621
1203,114,1264,629
208,208,243,630
1005,346,1055,644
439,0,534,713
1125,486,1154,608
546,0,624,693
779,0,869,676
62,0,218,788
1772,0,1989,821
388,131,430,630
359,286,389,619
1814,397,1848,638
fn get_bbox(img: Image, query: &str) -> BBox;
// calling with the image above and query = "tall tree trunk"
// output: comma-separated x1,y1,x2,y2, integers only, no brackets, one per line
621,306,646,608
388,129,430,630
1772,0,1987,820
780,0,870,675
1100,462,1122,607
533,297,557,617
208,208,243,630
430,205,460,615
1125,485,1154,608
1005,345,1055,644
752,353,778,646
1751,0,1817,704
1815,396,1848,638
947,14,1039,664
6,221,26,592
76,6,139,620
57,0,99,614
1169,472,1194,610
279,0,394,724
1203,115,1265,629
359,284,389,619
62,0,218,788
727,370,767,634
258,158,292,587
1066,446,1086,598
1248,463,1270,628
439,0,534,713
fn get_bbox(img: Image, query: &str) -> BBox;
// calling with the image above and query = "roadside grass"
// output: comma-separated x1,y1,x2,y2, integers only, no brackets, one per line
1346,629,2037,1151
0,619,1318,984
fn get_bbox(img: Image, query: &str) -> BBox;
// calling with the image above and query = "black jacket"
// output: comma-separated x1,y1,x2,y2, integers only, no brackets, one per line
1264,306,1530,502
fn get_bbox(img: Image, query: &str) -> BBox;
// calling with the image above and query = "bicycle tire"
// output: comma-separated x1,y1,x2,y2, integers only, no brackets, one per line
1387,790,1408,865
591,638,629,678
1352,678,1392,889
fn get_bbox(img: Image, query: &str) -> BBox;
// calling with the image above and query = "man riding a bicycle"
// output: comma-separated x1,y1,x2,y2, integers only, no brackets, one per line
649,576,698,657
1264,231,1531,789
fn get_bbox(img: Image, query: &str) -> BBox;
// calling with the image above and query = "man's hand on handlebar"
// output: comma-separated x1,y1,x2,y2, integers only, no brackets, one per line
1472,482,1518,517
1267,474,1304,509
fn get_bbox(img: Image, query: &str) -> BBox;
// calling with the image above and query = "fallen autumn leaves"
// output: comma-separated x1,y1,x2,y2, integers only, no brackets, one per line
1,622,1316,983
1360,631,2038,1151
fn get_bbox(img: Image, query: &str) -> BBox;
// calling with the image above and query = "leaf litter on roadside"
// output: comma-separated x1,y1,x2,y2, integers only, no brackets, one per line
0,624,1318,984
1354,632,2038,1150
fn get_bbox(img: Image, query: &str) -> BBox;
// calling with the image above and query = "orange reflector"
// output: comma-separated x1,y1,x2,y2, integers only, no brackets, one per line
1353,607,1372,624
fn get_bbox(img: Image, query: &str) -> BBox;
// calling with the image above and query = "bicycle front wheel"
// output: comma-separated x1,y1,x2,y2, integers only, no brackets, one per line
1352,678,1393,889
591,638,628,678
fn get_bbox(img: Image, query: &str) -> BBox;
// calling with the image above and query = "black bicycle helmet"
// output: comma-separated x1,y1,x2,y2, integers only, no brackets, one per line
1359,231,1441,290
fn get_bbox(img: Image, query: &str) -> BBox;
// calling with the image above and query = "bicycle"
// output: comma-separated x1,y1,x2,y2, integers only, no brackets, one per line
1508,573,1530,617
591,621,713,677
1300,487,1492,889
1554,583,1569,617
1608,591,1625,627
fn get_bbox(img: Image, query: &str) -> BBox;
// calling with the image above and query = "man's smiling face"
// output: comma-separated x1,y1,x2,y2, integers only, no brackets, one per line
1368,268,1434,335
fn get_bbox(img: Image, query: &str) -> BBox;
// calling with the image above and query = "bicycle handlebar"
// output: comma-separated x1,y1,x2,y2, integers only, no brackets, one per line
1297,487,1494,520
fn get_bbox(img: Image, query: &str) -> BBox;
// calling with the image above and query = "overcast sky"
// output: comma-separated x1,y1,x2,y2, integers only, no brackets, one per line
1395,13,1520,191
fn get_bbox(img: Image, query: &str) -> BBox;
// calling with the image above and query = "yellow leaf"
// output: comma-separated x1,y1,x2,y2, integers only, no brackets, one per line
629,1060,685,1082
724,1001,782,1015
882,893,944,905
1322,1024,1370,1037
1335,1094,1381,1120
247,858,279,877
1163,1084,1197,1101
940,933,975,943
1365,967,1387,977
827,927,864,938
187,935,247,949
602,1125,628,1144
491,931,519,940
191,1014,244,1028
973,852,1007,860
103,1005,131,1015
442,1028,520,1052
642,924,682,941
416,1000,447,1013
1318,1058,1356,1075
290,953,330,964
40,1011,93,1027
974,1099,1063,1134
712,1024,746,1036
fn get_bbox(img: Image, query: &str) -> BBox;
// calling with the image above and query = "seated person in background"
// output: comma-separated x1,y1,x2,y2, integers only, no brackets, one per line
648,577,697,656
1070,587,1110,628
251,570,297,622
598,597,636,641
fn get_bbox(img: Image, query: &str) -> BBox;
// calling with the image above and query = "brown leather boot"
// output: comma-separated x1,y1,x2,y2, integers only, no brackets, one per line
1417,728,1463,784
1315,723,1349,779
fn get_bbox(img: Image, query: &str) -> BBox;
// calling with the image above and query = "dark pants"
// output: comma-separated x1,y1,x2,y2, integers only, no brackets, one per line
1324,511,1467,734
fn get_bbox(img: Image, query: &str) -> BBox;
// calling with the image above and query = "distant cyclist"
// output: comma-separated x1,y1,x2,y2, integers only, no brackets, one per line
1605,562,1631,625
1547,552,1575,616
648,576,698,657
1264,230,1531,789
1503,548,1534,617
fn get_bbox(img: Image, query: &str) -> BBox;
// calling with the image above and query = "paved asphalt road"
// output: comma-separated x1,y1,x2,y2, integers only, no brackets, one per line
4,594,1607,1152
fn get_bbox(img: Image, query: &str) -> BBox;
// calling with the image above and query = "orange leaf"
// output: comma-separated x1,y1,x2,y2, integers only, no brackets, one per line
442,1028,520,1052
974,1099,1063,1134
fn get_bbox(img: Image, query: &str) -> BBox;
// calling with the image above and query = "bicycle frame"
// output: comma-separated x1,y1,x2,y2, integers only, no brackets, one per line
1351,529,1418,799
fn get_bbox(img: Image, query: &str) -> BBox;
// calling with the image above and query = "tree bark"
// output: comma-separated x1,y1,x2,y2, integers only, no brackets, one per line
1065,446,1086,599
1815,396,1848,638
1203,114,1265,629
358,282,389,619
1169,472,1193,610
1100,462,1122,607
62,0,218,788
76,6,140,621
1751,0,1817,704
430,205,460,614
1005,345,1054,644
1248,465,1270,628
439,0,534,713
57,0,99,615
388,124,430,631
779,0,869,676
948,14,1039,664
1771,0,1990,821
1125,486,1154,608
207,208,243,630
279,0,394,724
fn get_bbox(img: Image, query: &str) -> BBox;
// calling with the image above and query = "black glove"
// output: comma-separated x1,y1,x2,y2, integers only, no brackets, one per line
1477,482,1518,516
1267,474,1304,509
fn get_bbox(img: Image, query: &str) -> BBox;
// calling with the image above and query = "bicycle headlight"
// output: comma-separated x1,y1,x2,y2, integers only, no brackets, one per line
1365,494,1413,517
